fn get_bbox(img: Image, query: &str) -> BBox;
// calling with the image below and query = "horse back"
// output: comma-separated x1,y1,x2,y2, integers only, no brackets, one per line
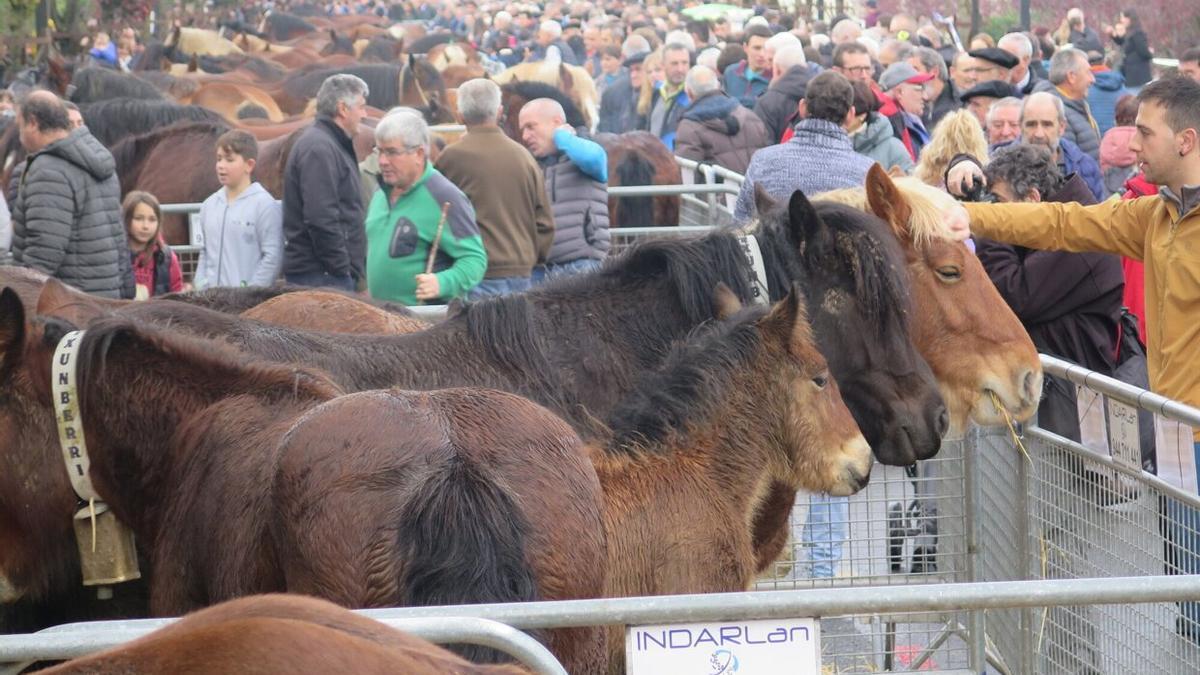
270,387,607,672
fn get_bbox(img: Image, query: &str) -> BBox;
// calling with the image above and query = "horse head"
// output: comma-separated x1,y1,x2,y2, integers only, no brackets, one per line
0,289,86,605
758,189,948,466
857,166,1042,434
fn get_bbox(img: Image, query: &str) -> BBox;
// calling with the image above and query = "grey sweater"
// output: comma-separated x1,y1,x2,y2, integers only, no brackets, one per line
11,128,134,298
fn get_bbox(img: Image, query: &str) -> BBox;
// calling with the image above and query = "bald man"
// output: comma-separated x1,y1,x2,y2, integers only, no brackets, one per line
518,98,610,281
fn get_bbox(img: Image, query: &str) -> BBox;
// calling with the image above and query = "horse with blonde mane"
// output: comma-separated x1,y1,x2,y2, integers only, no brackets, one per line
491,61,599,130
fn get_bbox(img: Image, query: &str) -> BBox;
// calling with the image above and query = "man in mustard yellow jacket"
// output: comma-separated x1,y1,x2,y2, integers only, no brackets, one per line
944,76,1200,640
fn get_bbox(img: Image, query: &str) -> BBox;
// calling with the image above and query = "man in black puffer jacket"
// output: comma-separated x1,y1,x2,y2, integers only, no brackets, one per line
12,91,133,299
753,46,817,143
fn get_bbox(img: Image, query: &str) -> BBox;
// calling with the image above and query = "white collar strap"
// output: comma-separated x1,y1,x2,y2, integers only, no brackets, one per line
53,330,102,504
737,233,770,306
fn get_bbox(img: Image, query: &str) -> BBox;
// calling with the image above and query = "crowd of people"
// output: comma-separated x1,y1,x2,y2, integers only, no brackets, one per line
3,0,1200,598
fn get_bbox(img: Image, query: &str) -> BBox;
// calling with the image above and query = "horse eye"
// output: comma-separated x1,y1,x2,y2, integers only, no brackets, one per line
811,374,828,389
936,266,962,281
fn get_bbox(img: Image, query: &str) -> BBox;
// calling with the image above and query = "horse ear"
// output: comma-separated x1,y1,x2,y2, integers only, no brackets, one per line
753,182,776,218
0,288,27,377
328,28,338,42
762,283,812,348
786,189,823,249
188,54,198,72
36,279,110,326
712,282,742,320
558,64,574,89
864,163,913,242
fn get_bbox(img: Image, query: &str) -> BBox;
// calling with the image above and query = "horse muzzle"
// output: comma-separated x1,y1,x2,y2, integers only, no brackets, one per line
0,575,23,603
829,434,873,497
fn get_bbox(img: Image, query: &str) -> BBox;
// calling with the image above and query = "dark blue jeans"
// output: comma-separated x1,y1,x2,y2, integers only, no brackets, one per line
467,276,532,301
1165,442,1200,639
284,270,356,292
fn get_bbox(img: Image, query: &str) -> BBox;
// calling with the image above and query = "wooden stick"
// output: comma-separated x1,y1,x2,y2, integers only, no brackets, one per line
425,202,451,275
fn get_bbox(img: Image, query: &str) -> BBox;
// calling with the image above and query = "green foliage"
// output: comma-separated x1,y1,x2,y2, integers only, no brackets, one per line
980,8,1020,41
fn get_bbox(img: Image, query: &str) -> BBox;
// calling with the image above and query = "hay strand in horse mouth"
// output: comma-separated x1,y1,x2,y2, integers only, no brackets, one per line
424,202,451,275
989,390,1031,465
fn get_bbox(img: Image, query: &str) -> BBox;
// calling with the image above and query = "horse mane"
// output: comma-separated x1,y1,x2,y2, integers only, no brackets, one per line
754,200,910,332
360,35,401,62
607,305,769,454
265,12,315,40
69,68,165,105
408,31,456,53
461,294,574,411
816,178,956,249
502,80,586,129
42,315,341,416
539,231,756,324
284,64,409,110
110,121,229,190
81,98,226,147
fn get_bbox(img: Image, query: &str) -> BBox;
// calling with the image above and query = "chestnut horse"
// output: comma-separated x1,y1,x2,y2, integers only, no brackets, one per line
593,287,872,671
43,595,530,674
0,292,606,672
241,290,429,334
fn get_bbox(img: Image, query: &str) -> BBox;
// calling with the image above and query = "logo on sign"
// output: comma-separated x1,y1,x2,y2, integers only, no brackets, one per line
709,648,739,674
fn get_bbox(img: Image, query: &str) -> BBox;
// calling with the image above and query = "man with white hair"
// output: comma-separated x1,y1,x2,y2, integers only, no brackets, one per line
998,32,1053,97
518,98,610,281
435,79,555,298
675,65,770,174
282,74,369,290
754,44,815,143
1065,7,1104,54
763,31,800,68
482,11,516,54
529,19,581,65
1048,47,1101,160
365,109,486,304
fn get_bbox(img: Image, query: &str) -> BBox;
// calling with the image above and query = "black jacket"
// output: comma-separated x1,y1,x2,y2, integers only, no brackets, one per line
975,173,1123,374
924,82,961,129
753,65,814,143
282,117,366,281
1114,30,1153,87
597,72,638,134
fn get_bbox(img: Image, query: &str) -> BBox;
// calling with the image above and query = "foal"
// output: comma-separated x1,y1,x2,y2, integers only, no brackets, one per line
592,287,872,671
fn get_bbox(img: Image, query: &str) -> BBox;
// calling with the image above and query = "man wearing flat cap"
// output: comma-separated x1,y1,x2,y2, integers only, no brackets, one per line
877,61,934,161
960,79,1018,128
966,47,1018,87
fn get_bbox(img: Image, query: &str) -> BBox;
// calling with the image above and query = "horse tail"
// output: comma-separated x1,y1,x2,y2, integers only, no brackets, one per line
397,454,541,663
614,151,656,227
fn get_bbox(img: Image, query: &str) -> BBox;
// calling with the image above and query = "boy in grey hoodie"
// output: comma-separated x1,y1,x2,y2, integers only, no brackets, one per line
194,130,283,289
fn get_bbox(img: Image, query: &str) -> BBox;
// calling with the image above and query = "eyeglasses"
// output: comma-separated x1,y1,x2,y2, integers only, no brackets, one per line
841,65,873,74
376,145,421,158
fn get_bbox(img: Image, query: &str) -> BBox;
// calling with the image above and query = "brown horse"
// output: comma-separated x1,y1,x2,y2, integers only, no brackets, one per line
498,81,681,227
42,594,530,674
182,80,287,123
0,292,606,672
818,166,1043,432
492,61,599,129
592,287,871,671
595,131,682,228
242,290,429,334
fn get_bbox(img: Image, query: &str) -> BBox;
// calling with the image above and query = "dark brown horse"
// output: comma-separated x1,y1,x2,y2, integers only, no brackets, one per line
274,60,452,123
241,290,428,334
42,594,531,674
593,287,871,671
0,292,606,671
497,81,681,227
47,191,945,467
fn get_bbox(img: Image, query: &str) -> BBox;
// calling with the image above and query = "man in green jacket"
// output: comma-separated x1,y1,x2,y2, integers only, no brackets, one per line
365,108,486,305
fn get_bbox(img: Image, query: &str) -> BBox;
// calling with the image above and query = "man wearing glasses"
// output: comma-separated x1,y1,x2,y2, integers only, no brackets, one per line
831,42,874,84
877,62,933,161
364,109,486,305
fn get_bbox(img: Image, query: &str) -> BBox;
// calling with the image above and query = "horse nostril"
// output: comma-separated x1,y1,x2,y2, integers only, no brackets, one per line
1022,369,1042,404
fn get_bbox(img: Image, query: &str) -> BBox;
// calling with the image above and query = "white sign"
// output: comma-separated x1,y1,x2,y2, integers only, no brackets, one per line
626,617,821,675
1106,398,1142,469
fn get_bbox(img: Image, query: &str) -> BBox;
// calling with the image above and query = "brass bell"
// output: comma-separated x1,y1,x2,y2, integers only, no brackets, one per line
73,503,141,587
